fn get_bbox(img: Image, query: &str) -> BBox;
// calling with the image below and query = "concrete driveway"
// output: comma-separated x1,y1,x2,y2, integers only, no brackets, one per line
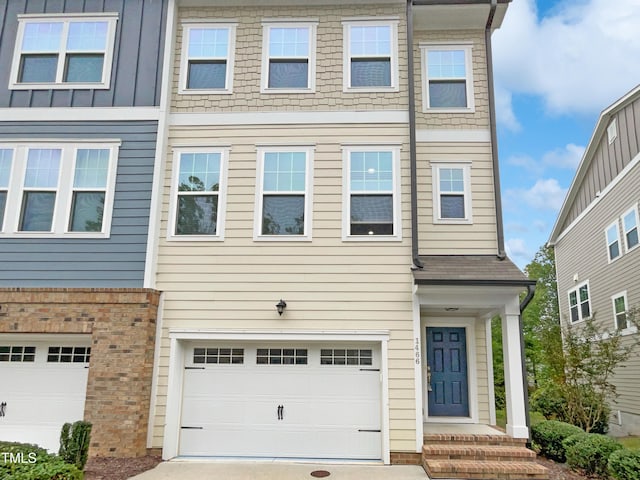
130,461,428,480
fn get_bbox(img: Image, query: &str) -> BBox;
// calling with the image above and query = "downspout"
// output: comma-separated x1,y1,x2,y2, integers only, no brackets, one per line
407,0,423,269
485,0,507,260
519,282,536,444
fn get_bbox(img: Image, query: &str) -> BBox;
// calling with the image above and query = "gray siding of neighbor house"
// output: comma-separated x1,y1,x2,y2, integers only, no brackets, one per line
0,0,167,108
555,162,640,418
561,97,640,231
0,121,157,287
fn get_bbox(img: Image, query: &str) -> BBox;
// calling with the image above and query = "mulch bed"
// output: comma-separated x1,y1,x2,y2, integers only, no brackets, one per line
83,455,587,480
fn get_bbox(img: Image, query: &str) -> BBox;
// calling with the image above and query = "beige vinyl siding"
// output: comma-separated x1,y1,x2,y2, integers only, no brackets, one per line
172,4,408,113
413,30,490,130
416,142,498,254
152,123,418,452
555,162,640,416
561,97,640,231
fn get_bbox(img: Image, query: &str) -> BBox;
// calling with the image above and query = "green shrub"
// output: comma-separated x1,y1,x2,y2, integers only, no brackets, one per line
609,448,640,480
564,433,623,477
59,421,92,470
531,420,584,462
531,384,567,420
0,441,83,480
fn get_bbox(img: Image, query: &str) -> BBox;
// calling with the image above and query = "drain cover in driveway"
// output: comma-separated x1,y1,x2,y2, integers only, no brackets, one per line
310,471,330,478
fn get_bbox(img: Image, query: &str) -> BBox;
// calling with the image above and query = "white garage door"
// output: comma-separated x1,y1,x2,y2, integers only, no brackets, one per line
179,343,382,460
0,340,90,452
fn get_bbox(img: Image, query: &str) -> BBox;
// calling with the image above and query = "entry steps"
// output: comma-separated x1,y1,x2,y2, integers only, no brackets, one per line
422,433,549,480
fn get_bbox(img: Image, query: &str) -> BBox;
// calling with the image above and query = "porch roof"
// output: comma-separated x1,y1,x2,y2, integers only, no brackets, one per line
413,255,535,287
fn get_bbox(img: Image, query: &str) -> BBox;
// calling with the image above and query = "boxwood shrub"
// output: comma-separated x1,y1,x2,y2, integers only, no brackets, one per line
564,433,623,477
531,420,584,462
608,448,640,480
0,441,83,480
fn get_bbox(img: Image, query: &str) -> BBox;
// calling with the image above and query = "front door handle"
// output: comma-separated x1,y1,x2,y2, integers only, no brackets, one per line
427,366,432,392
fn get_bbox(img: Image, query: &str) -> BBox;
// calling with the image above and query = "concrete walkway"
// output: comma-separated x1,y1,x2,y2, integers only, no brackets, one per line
130,461,428,480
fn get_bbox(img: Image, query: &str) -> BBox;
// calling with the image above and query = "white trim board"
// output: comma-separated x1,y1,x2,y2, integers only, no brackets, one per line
0,107,161,122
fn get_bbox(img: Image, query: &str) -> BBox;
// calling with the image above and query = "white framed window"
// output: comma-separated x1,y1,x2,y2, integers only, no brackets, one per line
611,292,628,331
254,146,314,241
622,205,639,252
261,21,317,93
568,281,591,324
179,22,236,94
605,221,621,262
0,142,119,237
607,118,618,144
432,162,472,224
0,149,12,232
168,148,228,241
9,13,118,90
343,19,399,92
421,43,475,112
342,145,402,241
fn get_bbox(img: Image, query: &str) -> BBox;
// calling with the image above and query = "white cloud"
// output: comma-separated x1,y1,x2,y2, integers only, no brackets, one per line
507,153,543,174
495,85,522,132
507,178,568,211
505,238,532,263
542,143,585,169
493,0,640,120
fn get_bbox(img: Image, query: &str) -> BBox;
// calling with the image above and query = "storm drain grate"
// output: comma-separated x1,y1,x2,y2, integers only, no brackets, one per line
310,470,331,478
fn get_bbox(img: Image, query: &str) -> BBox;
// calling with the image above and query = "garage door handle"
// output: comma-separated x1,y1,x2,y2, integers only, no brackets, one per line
358,429,381,433
277,405,284,420
0,402,5,417
181,426,203,430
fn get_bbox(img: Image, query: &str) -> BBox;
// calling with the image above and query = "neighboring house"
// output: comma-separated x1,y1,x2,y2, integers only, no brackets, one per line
146,0,539,472
0,0,168,456
549,85,640,436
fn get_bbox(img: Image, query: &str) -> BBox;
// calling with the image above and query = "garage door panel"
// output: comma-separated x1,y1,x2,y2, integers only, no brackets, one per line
179,343,382,460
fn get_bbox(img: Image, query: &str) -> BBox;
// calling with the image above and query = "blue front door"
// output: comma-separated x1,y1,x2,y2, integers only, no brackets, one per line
426,327,469,417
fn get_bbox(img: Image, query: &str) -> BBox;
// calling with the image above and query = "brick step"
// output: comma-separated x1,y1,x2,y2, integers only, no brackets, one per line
423,444,537,462
424,433,528,447
423,459,549,480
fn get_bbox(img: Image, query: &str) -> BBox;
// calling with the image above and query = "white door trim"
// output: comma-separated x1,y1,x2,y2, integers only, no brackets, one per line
162,329,390,464
421,317,479,424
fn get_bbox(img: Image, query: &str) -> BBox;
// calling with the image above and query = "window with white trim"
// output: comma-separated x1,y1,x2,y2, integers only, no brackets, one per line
169,149,228,240
612,292,628,331
568,281,591,324
180,22,235,93
607,118,618,144
343,146,401,240
0,142,119,237
262,22,316,92
343,20,398,91
255,147,313,240
10,14,118,90
605,221,621,261
622,205,639,251
432,163,472,223
422,44,474,111
0,149,12,231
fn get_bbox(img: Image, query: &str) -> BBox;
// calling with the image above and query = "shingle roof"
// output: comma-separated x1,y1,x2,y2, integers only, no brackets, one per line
413,255,534,286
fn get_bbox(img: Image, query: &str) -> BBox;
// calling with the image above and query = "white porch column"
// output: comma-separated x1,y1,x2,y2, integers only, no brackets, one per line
501,297,529,438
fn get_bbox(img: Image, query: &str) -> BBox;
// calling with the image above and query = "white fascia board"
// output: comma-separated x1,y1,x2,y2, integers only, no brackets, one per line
170,110,408,126
168,329,390,342
1,107,161,122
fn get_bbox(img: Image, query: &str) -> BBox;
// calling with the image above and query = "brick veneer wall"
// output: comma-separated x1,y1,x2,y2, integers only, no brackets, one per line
0,288,160,457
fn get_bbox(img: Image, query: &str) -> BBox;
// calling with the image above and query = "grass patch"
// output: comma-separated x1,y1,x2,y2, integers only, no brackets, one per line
617,436,640,450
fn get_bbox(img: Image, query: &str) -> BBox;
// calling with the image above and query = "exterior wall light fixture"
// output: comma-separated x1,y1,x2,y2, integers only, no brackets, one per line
276,299,287,316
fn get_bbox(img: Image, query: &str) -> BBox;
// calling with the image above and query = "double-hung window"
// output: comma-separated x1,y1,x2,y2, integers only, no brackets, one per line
422,44,474,111
180,22,236,93
343,146,401,240
605,221,621,261
343,20,398,91
169,148,228,240
612,292,628,331
262,21,317,92
0,150,12,231
432,162,472,223
622,205,639,252
568,281,591,324
0,142,119,237
255,147,313,241
10,14,118,89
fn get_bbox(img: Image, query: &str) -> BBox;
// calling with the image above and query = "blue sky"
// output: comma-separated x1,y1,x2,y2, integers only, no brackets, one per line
491,0,640,269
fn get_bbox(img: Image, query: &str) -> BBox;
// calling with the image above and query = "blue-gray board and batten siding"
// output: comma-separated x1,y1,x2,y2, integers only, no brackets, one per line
0,121,157,287
0,0,167,108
